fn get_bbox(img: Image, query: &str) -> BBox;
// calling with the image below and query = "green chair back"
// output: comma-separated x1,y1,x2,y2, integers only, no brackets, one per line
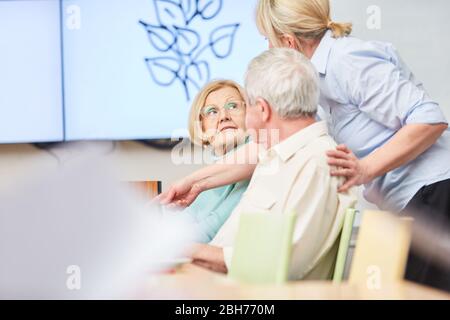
229,212,297,285
332,208,357,283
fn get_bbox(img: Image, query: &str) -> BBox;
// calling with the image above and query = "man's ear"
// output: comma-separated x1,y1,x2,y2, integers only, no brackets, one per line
256,98,272,123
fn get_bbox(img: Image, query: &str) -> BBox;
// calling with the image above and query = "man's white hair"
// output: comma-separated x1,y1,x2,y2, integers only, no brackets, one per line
245,48,319,119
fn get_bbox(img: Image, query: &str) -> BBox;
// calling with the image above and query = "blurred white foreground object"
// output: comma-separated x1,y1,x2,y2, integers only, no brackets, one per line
0,152,195,299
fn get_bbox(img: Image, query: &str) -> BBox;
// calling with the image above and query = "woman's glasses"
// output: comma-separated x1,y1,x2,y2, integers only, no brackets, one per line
200,101,246,121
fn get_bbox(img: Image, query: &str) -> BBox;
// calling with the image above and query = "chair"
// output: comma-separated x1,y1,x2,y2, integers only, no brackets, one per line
228,212,297,285
348,210,413,287
332,208,357,283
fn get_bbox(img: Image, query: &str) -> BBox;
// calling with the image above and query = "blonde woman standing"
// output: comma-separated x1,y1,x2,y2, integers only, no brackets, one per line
159,0,450,291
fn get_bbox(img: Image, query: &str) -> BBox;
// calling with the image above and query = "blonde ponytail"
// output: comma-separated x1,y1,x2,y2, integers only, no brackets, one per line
327,20,352,38
257,0,352,46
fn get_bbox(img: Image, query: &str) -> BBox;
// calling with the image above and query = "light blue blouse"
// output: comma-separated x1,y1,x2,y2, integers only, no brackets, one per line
312,31,450,211
184,180,249,243
183,142,250,243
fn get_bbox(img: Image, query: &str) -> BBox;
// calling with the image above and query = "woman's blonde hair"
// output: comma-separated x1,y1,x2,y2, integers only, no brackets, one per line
188,79,246,146
256,0,352,47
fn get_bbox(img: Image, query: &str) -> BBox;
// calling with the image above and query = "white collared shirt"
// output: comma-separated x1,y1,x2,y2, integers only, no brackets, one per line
211,121,357,280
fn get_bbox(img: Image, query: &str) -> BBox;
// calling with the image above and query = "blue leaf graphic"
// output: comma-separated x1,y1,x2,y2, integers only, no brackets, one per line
185,61,210,88
154,0,186,27
174,26,200,55
145,57,182,86
209,24,240,58
140,21,176,52
197,0,222,20
180,0,196,19
141,0,237,101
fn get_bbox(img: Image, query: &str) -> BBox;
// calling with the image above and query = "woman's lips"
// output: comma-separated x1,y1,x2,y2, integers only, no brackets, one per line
219,126,238,132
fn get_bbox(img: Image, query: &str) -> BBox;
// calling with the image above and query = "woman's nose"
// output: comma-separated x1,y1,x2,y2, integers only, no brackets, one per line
218,108,232,122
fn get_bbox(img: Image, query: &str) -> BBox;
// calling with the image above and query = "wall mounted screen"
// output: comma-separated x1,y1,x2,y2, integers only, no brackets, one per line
0,0,63,143
62,0,266,140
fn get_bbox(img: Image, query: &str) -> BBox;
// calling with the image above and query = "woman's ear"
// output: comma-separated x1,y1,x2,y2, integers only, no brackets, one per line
280,34,299,50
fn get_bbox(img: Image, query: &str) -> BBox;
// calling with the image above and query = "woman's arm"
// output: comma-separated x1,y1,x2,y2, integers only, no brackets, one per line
156,142,259,206
327,45,449,192
327,123,448,192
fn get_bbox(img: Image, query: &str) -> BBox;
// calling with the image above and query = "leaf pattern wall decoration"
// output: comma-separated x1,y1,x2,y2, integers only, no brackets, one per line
140,0,240,101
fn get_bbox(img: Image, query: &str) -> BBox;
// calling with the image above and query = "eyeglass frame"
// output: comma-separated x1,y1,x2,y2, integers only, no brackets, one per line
200,100,246,122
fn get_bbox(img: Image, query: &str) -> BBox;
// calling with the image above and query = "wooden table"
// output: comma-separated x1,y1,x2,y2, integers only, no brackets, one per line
139,264,450,300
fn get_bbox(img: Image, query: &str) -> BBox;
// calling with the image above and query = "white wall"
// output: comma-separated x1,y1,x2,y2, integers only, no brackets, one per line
331,0,450,120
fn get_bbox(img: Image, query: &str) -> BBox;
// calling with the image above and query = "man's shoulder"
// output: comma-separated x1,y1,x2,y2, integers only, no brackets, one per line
296,134,337,171
309,134,338,151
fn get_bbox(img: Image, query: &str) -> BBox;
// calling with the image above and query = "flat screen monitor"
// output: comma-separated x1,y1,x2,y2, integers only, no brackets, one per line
0,0,64,143
62,0,267,140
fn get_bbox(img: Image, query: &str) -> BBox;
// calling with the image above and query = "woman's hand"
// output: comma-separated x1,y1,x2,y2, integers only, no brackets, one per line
326,145,373,192
154,178,204,208
327,125,448,193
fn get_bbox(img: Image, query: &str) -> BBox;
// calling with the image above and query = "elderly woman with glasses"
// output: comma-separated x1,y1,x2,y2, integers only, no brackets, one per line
175,80,250,243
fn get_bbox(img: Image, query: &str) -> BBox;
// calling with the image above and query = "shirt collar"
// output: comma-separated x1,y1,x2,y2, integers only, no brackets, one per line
310,30,335,75
259,121,329,163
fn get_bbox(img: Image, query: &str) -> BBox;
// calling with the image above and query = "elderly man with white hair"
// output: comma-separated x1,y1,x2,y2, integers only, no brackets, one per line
191,48,356,280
